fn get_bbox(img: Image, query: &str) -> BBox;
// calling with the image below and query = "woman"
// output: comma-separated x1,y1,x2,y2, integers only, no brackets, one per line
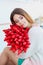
10,8,43,65
0,8,34,65
10,8,35,65
0,8,43,65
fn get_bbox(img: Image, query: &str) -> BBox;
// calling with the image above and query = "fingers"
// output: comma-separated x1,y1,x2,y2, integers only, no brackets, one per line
7,50,18,65
0,48,9,65
3,47,18,65
0,47,18,65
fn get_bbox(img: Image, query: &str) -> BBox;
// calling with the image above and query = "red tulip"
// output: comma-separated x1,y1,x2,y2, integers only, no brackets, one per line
3,24,31,55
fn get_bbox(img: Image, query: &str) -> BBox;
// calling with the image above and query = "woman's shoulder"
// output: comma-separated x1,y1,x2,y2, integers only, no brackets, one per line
28,26,43,52
28,26,43,36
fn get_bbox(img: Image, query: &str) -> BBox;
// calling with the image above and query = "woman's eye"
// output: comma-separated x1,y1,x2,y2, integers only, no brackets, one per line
19,16,23,19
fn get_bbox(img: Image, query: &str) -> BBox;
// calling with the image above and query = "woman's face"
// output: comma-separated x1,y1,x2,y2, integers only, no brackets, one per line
13,14,31,28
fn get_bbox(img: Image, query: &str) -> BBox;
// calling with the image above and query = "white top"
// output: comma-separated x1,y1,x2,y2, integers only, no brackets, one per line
18,26,43,60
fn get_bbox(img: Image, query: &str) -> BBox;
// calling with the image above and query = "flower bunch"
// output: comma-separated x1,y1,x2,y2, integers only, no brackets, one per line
3,24,30,55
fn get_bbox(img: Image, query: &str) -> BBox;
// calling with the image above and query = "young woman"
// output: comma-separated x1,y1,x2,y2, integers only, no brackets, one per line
10,8,34,65
0,8,43,65
0,8,34,65
10,8,43,65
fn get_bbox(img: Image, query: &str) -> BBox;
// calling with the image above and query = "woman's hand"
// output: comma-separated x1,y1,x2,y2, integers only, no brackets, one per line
0,47,18,65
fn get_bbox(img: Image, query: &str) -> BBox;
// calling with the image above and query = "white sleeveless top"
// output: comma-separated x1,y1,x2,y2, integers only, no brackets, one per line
18,26,43,65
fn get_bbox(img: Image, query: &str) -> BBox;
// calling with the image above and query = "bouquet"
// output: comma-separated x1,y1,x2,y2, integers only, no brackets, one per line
3,24,30,55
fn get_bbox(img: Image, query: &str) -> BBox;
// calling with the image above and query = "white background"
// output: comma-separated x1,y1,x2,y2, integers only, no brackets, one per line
0,0,43,24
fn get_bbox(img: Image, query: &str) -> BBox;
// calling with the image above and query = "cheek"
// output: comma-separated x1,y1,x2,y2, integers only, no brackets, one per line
24,22,28,25
24,19,28,25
